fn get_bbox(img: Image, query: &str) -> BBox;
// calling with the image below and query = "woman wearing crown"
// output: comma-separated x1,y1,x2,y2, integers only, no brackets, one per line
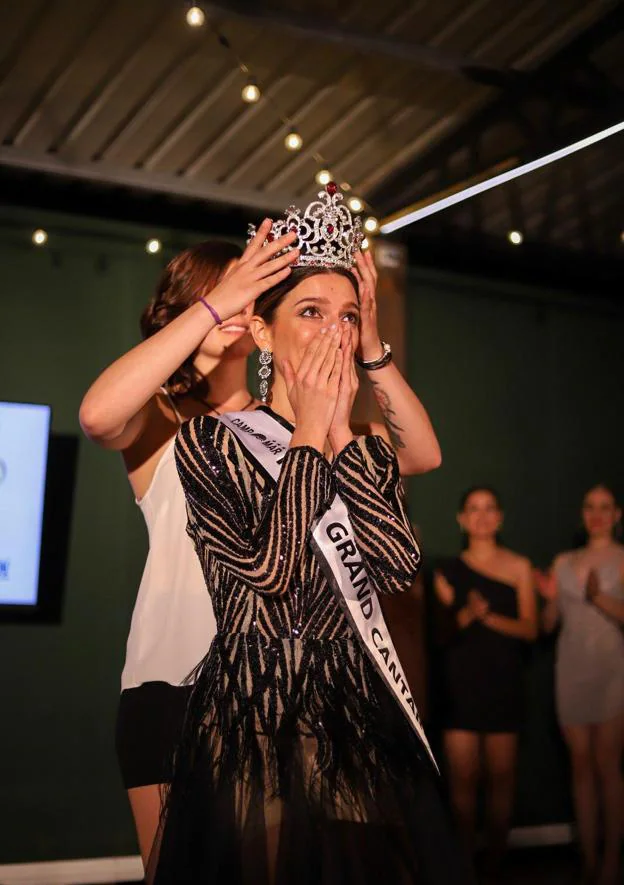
149,186,471,885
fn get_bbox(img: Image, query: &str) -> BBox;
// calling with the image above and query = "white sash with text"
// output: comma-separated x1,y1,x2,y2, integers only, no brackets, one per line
218,409,436,768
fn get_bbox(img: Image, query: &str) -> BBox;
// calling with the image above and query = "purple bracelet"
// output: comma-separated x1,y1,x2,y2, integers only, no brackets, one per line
199,297,222,325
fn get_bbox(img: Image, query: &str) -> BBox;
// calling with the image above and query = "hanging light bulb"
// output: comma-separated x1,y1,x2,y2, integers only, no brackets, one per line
284,130,303,151
364,216,379,233
507,230,523,245
348,196,364,213
186,5,205,27
146,238,162,254
315,169,331,186
32,229,48,246
241,78,261,103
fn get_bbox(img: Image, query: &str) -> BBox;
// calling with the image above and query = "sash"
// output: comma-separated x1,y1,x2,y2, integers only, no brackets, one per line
219,409,437,768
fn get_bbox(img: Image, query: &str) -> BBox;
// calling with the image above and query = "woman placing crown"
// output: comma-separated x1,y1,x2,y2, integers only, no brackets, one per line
149,187,471,885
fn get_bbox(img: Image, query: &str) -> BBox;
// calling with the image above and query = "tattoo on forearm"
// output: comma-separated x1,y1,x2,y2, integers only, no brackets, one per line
370,380,406,449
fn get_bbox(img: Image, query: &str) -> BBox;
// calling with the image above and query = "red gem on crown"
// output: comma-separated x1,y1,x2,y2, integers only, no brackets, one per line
327,224,335,234
326,181,338,196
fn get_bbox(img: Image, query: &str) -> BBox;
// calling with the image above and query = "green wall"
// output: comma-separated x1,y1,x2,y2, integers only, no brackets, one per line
0,206,622,861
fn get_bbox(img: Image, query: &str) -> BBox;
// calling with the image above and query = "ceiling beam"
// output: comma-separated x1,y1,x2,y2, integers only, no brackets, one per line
0,146,291,213
369,1,624,213
198,0,514,85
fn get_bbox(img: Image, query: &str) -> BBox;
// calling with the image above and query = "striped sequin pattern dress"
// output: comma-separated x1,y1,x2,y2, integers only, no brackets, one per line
150,409,472,885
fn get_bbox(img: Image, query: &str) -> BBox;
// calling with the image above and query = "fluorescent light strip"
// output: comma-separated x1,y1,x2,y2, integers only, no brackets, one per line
380,121,624,234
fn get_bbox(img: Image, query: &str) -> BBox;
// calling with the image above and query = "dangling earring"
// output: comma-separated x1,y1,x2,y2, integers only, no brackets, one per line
258,348,273,403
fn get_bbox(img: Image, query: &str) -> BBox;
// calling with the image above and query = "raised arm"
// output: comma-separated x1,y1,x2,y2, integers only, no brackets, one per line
176,417,333,596
79,224,297,450
331,435,421,595
353,250,441,476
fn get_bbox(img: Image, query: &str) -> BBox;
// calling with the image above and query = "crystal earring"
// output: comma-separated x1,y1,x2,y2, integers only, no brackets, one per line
258,348,273,403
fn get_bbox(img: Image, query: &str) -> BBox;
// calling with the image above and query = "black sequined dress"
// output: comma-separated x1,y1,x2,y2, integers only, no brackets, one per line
150,409,472,885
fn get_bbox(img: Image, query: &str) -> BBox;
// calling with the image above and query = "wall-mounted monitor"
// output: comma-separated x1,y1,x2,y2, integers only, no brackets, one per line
0,401,77,623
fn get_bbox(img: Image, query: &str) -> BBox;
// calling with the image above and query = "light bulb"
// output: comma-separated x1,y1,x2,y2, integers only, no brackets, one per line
146,238,162,254
241,81,260,103
364,216,379,233
32,229,48,246
186,6,205,27
315,169,331,186
284,130,303,151
508,230,523,245
348,196,364,212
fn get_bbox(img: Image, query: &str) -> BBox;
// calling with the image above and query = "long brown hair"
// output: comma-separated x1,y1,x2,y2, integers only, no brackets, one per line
141,240,242,398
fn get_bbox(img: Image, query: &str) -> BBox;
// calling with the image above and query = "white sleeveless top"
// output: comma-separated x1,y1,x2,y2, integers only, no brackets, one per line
120,397,217,691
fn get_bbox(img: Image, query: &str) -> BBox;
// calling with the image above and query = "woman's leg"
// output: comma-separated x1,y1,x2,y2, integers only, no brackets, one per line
443,730,481,859
563,723,598,879
594,713,624,885
482,732,518,871
128,783,165,870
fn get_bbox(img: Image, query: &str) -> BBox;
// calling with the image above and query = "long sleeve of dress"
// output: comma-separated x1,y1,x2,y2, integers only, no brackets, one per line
175,416,333,596
331,435,421,595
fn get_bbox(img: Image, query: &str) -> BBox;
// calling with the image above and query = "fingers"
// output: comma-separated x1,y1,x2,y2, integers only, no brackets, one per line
242,219,273,260
312,326,341,384
328,344,343,394
297,329,328,380
256,264,292,294
255,246,300,279
249,229,298,265
363,246,378,281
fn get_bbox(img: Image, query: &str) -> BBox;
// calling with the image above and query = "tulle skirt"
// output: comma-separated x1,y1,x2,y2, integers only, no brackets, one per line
149,634,473,885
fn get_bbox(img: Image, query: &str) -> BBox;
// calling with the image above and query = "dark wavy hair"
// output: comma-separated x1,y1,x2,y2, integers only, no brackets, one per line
140,240,242,397
254,266,359,323
459,486,503,513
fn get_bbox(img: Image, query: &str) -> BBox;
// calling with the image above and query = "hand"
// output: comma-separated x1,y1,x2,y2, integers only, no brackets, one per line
328,325,359,453
467,590,490,621
585,568,600,603
534,568,558,602
282,327,342,451
207,221,299,322
352,249,383,362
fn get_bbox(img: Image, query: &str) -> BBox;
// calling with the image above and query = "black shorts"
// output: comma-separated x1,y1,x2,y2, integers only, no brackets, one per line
115,681,193,790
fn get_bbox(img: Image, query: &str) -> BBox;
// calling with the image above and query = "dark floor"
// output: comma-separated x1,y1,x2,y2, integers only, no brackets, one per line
476,844,621,885
111,845,622,885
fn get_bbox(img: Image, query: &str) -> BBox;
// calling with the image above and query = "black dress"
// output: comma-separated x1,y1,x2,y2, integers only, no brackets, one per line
149,411,473,885
436,558,524,734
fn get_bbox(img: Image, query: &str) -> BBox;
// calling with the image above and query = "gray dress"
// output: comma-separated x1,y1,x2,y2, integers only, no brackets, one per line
554,545,624,726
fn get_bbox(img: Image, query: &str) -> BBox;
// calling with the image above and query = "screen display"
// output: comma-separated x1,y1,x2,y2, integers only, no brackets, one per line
0,401,51,606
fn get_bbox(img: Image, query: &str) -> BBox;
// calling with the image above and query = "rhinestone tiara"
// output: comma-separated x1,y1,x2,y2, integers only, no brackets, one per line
247,182,363,271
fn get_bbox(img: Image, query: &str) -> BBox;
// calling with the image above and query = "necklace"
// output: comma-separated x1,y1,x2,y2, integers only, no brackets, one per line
197,393,255,417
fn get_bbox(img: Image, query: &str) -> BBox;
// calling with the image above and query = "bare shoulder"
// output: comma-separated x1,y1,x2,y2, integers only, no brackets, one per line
552,550,573,573
499,547,530,569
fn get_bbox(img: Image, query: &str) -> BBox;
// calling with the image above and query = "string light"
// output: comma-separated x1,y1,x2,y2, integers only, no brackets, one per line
284,130,303,152
146,238,162,254
364,216,379,234
186,5,205,27
508,230,523,245
32,229,48,246
186,21,383,222
241,78,261,104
